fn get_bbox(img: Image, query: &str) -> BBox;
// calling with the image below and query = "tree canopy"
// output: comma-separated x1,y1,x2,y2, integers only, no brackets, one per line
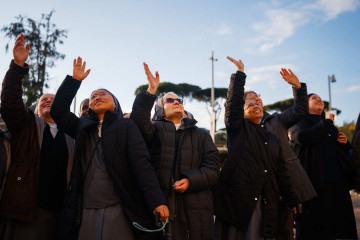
1,10,68,106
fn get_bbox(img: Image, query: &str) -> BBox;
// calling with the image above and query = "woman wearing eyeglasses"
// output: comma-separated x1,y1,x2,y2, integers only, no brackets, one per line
50,58,169,240
131,63,221,240
212,57,315,240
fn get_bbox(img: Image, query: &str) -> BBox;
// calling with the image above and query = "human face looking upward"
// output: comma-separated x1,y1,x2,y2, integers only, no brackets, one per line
163,93,184,124
89,89,115,120
308,94,324,115
38,93,55,122
244,92,263,124
80,99,89,117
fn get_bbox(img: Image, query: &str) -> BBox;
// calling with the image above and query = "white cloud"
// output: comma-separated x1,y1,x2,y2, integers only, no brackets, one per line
251,0,360,53
311,0,360,20
216,24,233,36
345,85,360,92
252,9,309,53
246,64,296,88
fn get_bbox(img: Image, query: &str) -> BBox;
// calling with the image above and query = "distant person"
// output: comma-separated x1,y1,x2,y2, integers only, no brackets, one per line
131,63,220,240
50,57,169,240
0,34,75,240
78,98,89,117
213,57,301,240
289,93,357,239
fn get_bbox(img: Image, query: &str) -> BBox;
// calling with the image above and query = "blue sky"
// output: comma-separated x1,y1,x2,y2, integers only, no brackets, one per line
0,0,359,130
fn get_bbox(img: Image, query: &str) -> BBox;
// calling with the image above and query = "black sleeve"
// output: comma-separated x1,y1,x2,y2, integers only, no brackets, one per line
130,90,156,145
225,71,246,147
278,83,308,129
50,76,81,139
126,120,167,210
0,60,33,137
290,118,333,146
181,130,220,192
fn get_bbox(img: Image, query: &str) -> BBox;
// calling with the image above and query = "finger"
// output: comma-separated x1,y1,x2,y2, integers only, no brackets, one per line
82,61,87,71
282,68,290,76
288,69,295,75
144,63,151,76
77,56,82,65
25,44,31,52
227,56,235,62
155,71,160,79
84,69,91,78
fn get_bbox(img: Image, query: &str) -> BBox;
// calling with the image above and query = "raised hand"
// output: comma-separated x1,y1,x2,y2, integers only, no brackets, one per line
144,62,160,95
280,68,301,89
227,56,244,72
73,56,91,81
13,34,30,67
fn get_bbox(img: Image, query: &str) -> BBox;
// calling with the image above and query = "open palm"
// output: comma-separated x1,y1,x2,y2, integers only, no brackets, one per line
13,34,30,67
73,56,91,81
144,62,160,94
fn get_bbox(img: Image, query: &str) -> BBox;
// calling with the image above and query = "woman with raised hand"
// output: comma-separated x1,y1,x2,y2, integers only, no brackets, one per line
213,57,300,240
131,63,220,240
50,57,169,240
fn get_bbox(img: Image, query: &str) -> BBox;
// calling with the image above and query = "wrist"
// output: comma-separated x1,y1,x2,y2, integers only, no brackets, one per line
13,59,25,67
292,82,301,89
147,87,157,95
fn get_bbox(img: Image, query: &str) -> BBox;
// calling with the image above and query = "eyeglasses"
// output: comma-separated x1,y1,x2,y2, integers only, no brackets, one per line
90,91,108,100
164,98,183,104
244,99,262,109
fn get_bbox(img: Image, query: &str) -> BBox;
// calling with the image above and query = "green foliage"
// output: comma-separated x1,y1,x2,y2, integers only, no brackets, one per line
192,88,228,102
1,10,68,106
338,121,356,142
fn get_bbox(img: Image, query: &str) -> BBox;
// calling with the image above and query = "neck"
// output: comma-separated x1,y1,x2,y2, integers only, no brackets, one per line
97,113,105,121
247,117,262,125
166,117,182,125
43,116,55,124
309,109,323,115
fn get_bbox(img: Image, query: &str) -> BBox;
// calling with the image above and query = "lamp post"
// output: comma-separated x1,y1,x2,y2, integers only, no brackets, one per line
209,51,218,140
328,74,336,111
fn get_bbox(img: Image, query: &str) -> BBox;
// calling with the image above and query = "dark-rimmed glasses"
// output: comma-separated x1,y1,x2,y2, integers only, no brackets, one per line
164,98,183,104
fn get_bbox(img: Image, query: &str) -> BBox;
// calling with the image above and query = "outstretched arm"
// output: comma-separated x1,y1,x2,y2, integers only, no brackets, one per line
131,63,158,144
50,57,91,138
225,56,246,146
278,68,308,128
1,34,32,136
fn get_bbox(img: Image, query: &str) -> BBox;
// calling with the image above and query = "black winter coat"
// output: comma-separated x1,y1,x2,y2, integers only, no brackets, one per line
50,77,167,240
213,71,297,238
354,132,360,191
131,91,220,240
289,114,355,190
0,61,74,222
261,84,316,203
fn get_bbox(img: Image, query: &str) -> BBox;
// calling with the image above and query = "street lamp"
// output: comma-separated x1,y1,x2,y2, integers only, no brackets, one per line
209,51,218,140
328,74,336,111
